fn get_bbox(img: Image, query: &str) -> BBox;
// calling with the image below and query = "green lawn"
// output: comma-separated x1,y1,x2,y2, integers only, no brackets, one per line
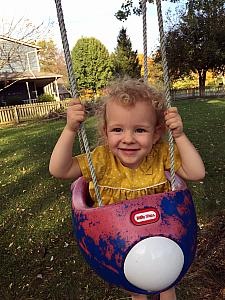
0,98,224,300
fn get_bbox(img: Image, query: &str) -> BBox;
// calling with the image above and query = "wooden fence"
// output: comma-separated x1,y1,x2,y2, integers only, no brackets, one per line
171,86,225,99
0,101,69,125
1,86,225,125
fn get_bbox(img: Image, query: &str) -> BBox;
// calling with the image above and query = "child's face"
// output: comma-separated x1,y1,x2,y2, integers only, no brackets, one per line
104,100,160,169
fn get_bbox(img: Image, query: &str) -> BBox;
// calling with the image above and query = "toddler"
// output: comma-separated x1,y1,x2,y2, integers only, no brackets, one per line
49,78,205,300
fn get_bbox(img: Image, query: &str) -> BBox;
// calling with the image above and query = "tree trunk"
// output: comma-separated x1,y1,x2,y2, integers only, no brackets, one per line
198,69,207,97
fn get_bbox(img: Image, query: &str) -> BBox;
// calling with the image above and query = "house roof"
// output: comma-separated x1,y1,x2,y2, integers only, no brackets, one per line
0,71,62,81
0,35,41,49
0,71,63,89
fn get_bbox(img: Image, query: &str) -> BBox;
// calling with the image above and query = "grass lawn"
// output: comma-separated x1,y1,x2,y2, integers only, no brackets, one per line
0,98,225,300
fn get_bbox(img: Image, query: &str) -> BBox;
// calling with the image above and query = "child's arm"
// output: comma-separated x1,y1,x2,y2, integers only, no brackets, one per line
49,99,84,180
165,107,205,181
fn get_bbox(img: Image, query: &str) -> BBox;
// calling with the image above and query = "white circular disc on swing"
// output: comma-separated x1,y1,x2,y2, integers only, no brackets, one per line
124,236,184,292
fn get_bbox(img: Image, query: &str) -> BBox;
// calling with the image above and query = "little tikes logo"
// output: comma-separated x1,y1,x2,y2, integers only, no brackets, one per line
131,208,160,226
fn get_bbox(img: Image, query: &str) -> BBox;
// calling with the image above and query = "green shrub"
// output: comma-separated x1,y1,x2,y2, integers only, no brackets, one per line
38,93,55,102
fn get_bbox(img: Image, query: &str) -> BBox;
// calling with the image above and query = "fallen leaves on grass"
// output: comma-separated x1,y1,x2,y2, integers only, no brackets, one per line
182,210,225,300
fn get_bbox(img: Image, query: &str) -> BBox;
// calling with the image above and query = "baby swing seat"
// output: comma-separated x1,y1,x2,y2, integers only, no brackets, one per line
71,175,197,295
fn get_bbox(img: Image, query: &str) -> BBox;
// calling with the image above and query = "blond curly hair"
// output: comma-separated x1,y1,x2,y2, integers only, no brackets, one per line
97,78,166,139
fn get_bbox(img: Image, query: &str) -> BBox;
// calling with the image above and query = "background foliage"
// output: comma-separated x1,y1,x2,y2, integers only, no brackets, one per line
157,0,225,92
36,40,68,84
111,27,141,79
71,37,113,96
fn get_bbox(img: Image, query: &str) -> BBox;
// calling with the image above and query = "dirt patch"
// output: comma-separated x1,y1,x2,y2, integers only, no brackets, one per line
180,210,225,300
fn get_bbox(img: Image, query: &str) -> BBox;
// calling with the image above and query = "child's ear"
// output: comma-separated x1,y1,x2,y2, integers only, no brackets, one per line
153,125,163,144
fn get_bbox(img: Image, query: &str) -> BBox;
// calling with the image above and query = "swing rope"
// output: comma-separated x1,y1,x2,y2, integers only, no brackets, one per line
142,0,176,190
155,0,176,191
54,0,84,153
54,0,103,206
142,0,148,82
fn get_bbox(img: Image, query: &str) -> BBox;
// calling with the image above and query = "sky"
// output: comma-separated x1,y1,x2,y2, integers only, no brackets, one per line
1,0,184,55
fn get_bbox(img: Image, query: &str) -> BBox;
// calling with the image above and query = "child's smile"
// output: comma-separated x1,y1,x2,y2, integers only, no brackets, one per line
105,100,160,169
118,148,140,154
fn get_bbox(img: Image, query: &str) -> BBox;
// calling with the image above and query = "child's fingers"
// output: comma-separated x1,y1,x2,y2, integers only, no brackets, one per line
164,107,178,119
66,110,85,131
66,99,85,131
167,121,181,130
165,109,182,126
165,107,183,135
67,101,84,113
68,98,81,106
68,109,85,122
165,115,181,126
75,110,85,119
166,107,178,114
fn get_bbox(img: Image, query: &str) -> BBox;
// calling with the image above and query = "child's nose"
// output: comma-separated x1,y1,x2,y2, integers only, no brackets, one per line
123,131,134,143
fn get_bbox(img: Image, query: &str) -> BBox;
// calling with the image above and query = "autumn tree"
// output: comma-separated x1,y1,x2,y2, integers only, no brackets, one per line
71,37,113,95
164,0,225,94
36,40,58,73
138,53,163,86
111,27,141,78
36,40,68,84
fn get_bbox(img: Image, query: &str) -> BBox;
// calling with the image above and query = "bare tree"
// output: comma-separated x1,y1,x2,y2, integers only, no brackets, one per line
0,17,54,72
0,17,53,42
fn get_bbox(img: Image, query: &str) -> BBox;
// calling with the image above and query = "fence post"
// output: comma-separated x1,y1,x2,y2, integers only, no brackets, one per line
14,107,19,123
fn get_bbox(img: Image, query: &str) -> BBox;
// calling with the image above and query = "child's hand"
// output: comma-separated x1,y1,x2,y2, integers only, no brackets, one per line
66,99,85,132
164,107,184,139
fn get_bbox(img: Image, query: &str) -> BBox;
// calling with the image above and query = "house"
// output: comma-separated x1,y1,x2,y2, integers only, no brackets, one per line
57,78,71,99
0,36,63,106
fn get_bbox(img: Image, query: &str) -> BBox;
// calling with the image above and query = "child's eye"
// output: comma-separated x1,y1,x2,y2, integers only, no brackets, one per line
135,128,146,133
112,128,122,133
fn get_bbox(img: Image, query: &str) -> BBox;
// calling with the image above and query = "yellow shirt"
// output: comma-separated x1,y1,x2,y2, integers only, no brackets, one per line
76,142,181,206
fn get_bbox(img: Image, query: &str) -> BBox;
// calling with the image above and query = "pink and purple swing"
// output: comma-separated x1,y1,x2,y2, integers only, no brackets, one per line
71,173,197,295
